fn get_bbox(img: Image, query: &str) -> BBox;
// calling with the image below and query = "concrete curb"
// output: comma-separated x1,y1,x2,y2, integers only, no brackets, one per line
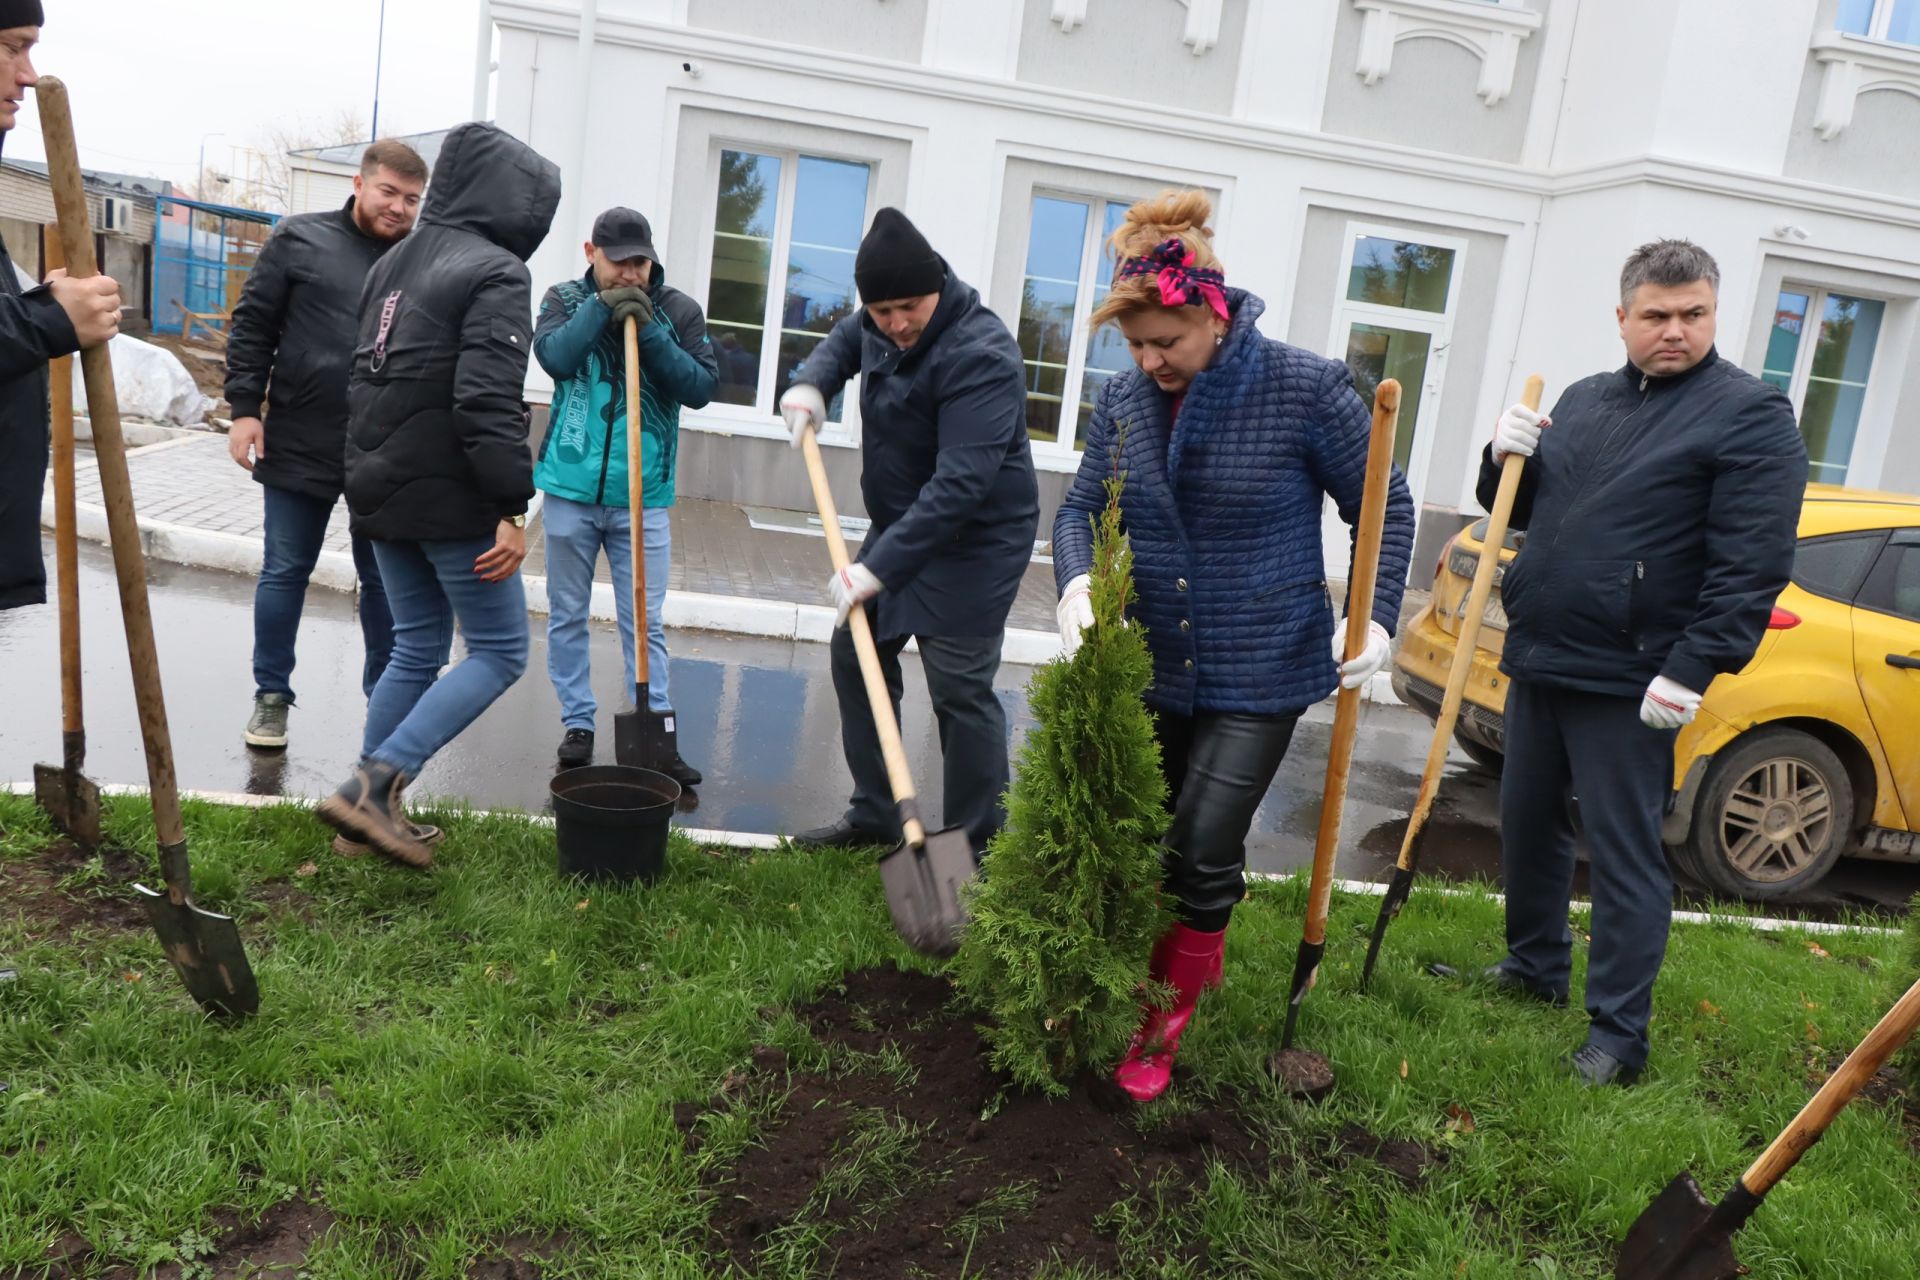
38,451,1398,700
3,780,1892,938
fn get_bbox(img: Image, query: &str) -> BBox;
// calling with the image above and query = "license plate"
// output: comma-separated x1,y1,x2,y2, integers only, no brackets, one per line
1455,591,1508,633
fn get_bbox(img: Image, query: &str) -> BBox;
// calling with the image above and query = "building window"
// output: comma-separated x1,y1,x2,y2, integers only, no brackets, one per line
1330,226,1465,493
1016,194,1133,455
1762,287,1886,485
705,147,873,420
1838,0,1920,45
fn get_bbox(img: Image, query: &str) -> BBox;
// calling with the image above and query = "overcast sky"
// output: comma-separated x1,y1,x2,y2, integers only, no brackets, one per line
8,0,486,192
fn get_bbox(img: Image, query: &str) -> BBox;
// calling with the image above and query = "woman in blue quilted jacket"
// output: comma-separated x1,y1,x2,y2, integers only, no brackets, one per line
1052,191,1416,1102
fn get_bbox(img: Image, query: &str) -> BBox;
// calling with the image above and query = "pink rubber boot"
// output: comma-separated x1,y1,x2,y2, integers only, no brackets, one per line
1113,923,1227,1103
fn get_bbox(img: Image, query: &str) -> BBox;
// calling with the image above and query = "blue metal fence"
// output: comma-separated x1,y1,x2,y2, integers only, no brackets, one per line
151,196,279,336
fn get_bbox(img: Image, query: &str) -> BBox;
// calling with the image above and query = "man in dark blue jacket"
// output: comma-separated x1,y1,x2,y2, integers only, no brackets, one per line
778,208,1038,854
0,4,124,614
1459,240,1805,1085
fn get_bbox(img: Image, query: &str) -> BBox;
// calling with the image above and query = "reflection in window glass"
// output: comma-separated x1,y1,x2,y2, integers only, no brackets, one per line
776,156,871,408
1078,201,1132,439
1017,196,1088,445
1837,0,1876,33
1343,324,1429,471
1762,291,1809,395
1891,0,1920,43
1346,236,1455,313
707,150,780,407
1791,533,1884,600
1801,292,1884,485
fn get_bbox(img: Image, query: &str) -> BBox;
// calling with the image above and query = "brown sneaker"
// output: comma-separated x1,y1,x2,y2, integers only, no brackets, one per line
317,760,433,868
332,821,445,859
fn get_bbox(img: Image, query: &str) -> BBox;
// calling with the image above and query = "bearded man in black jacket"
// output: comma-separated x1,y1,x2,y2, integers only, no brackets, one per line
1445,240,1806,1086
225,138,427,752
0,3,124,614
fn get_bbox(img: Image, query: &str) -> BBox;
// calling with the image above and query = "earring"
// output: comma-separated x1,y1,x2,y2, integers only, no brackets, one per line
1214,335,1224,347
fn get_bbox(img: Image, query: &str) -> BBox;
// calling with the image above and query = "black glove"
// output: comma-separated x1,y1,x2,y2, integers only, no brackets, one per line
599,286,654,328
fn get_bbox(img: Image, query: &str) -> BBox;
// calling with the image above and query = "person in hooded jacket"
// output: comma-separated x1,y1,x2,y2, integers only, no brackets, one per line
1052,191,1415,1103
315,122,560,868
224,138,427,753
778,207,1038,856
0,4,124,614
531,206,716,783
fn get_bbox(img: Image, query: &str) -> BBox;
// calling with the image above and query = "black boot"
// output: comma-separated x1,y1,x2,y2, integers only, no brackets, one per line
661,752,703,788
317,759,431,869
790,817,894,850
556,728,594,768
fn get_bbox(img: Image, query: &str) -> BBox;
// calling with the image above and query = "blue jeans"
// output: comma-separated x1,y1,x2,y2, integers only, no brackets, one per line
543,494,670,727
361,537,529,776
253,484,392,701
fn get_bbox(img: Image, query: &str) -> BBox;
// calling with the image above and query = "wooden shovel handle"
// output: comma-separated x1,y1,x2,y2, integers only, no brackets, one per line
38,76,187,858
1302,378,1401,946
624,315,650,683
44,224,82,740
797,423,927,848
1392,374,1544,871
1741,975,1920,1196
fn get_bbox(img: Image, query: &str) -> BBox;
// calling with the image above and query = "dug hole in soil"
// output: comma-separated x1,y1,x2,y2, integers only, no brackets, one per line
691,967,1440,1278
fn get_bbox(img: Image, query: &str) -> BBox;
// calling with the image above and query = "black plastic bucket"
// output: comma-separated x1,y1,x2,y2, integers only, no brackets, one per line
549,764,681,884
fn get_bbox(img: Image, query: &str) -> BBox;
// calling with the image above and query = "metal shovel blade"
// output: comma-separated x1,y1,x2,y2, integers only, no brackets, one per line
613,682,678,775
1614,1172,1744,1280
32,760,101,850
133,883,261,1018
877,827,976,957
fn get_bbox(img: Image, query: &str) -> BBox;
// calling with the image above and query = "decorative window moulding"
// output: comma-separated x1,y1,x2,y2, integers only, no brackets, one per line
1352,0,1543,107
1049,0,1224,56
1809,30,1920,141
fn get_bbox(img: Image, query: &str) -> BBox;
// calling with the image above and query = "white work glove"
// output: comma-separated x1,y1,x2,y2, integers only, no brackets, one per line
1492,402,1550,462
829,562,884,628
1056,573,1094,658
1639,675,1702,729
781,383,827,449
1332,619,1392,690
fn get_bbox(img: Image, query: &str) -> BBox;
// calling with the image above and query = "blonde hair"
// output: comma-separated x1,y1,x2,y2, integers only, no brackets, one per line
1089,189,1224,330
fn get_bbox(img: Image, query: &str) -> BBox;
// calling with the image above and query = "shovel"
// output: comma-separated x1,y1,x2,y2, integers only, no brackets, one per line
795,420,975,957
1360,374,1545,992
40,76,260,1019
1616,974,1920,1278
611,315,681,775
1272,379,1400,1095
31,222,102,850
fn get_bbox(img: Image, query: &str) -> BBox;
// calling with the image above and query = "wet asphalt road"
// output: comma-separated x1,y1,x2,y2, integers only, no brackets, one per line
4,540,1916,913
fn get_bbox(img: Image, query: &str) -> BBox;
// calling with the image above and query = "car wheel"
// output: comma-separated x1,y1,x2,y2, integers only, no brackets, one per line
1685,727,1853,901
1453,731,1504,774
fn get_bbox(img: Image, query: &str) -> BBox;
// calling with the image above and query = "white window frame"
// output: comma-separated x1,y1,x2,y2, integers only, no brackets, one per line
1325,221,1468,508
1017,188,1130,466
1768,282,1890,486
1843,0,1918,43
699,140,878,447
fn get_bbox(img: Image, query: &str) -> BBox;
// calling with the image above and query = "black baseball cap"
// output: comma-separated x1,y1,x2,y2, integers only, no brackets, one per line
591,207,656,262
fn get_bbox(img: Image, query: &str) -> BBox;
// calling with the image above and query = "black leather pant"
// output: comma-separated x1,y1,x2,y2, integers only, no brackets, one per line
1155,708,1300,931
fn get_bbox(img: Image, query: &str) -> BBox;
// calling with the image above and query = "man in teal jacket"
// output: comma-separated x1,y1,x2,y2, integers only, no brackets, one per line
533,207,717,782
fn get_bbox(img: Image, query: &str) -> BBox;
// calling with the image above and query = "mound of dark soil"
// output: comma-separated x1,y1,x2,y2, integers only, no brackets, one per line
0,838,147,941
698,967,1296,1278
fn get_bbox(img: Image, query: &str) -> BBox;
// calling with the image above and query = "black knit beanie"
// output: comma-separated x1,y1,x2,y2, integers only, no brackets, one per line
854,207,944,304
0,1,44,27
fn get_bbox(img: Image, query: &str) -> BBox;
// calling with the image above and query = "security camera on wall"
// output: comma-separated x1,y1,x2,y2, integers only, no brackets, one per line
682,60,704,79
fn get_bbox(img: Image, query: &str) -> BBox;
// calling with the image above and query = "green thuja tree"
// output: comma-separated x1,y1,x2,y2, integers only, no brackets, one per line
955,455,1171,1094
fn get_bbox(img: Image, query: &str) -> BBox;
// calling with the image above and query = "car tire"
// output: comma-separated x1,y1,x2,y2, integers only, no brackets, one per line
1685,726,1854,901
1453,731,1504,774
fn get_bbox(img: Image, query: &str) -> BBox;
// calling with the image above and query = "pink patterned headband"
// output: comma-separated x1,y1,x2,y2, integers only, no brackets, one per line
1115,238,1229,323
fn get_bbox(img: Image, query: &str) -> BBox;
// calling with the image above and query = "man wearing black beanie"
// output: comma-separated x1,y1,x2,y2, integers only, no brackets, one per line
778,207,1038,857
0,4,127,611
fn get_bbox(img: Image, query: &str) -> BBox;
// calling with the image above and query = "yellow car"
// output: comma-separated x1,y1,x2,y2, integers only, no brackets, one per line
1392,484,1920,901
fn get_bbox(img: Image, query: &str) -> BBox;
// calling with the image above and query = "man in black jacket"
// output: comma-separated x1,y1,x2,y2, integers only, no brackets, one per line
0,5,124,612
225,138,427,750
316,122,558,869
1461,240,1806,1085
777,208,1038,855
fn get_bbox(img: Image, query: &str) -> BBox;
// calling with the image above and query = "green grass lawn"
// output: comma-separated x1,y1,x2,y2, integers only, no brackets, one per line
2,791,1917,1278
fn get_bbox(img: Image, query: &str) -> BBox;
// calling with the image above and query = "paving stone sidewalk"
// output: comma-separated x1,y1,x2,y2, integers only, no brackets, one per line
66,433,1064,633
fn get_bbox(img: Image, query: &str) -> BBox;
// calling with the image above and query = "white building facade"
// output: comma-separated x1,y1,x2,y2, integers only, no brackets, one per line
486,0,1920,579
